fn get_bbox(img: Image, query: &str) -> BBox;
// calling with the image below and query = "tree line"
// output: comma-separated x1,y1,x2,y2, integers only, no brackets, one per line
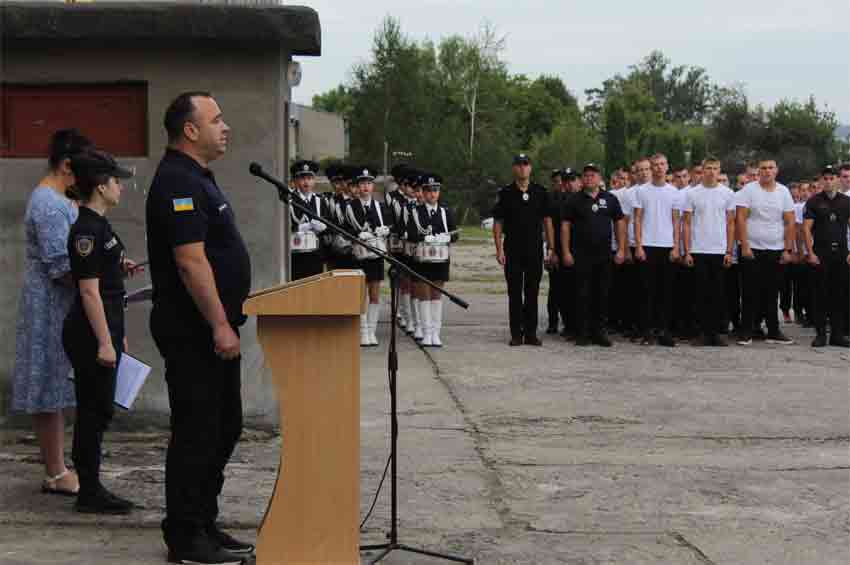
313,17,847,223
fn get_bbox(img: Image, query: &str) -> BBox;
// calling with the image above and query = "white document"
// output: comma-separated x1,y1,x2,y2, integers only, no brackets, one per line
114,354,152,410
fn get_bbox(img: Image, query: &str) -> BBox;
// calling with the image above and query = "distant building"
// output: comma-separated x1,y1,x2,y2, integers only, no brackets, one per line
289,104,348,163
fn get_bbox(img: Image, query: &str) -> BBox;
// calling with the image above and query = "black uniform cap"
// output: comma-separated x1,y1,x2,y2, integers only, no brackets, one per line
356,166,377,182
513,153,531,165
562,167,578,180
822,164,838,176
70,149,134,180
421,173,443,190
582,163,602,174
291,160,319,178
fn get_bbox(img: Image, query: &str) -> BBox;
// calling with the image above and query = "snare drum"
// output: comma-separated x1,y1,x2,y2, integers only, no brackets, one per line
388,234,404,254
333,234,352,254
414,241,450,263
291,231,319,253
354,235,388,261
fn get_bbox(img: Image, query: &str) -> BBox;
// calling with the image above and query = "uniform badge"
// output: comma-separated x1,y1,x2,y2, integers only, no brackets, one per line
829,212,837,222
75,236,94,257
522,193,530,202
173,198,195,212
104,237,118,250
592,204,599,212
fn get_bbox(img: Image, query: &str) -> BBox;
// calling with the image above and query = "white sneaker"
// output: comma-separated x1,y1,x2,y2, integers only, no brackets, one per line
420,301,433,346
431,300,443,347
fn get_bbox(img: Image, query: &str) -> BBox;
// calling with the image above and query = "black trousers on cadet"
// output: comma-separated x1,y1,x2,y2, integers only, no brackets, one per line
504,250,543,340
811,249,849,336
574,257,612,336
63,299,125,495
153,328,243,548
693,254,726,337
723,263,742,332
740,249,784,336
638,246,674,336
546,267,561,330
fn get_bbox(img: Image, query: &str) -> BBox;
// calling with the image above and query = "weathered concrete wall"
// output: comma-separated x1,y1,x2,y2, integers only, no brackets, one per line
290,103,346,162
0,40,291,427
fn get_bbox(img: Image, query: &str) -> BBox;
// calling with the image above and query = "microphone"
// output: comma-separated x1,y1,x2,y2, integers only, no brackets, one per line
249,162,288,192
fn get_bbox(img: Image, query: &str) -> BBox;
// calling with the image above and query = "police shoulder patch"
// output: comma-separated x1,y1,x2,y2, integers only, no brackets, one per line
75,236,95,257
173,197,195,212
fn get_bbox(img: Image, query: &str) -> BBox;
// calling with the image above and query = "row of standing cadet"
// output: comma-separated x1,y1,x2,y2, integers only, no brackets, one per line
283,161,458,348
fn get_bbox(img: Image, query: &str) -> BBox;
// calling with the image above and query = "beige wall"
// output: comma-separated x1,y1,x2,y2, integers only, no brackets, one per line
0,40,291,426
290,103,346,163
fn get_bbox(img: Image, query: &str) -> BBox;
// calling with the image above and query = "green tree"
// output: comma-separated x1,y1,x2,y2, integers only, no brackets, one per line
312,85,355,120
604,99,627,173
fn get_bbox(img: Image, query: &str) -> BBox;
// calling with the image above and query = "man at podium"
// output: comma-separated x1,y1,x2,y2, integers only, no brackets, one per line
146,92,254,565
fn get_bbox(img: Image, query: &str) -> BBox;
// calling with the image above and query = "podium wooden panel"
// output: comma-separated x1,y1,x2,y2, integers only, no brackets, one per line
243,270,365,565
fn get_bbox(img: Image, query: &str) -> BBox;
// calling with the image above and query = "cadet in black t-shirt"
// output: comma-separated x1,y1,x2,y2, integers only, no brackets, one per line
492,154,557,346
561,164,626,346
803,165,850,347
145,93,254,563
63,149,141,514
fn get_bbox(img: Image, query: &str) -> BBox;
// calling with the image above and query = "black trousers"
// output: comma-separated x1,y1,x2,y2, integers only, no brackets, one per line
621,251,640,332
740,249,783,335
638,247,674,336
693,254,726,336
504,251,543,339
154,331,243,546
674,263,697,335
811,250,849,335
575,257,612,336
63,301,124,495
790,263,811,320
546,267,560,329
723,264,741,331
608,259,627,330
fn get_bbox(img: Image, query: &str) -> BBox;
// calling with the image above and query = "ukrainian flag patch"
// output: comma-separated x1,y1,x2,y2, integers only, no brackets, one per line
173,198,195,212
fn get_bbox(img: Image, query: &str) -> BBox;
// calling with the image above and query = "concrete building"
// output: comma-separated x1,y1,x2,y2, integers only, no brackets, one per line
0,1,321,426
290,103,348,163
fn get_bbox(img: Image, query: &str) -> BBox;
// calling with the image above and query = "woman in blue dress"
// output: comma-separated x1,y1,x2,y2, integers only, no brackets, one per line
11,129,92,495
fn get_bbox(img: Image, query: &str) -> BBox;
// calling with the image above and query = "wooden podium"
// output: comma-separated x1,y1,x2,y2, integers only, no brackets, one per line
243,270,365,565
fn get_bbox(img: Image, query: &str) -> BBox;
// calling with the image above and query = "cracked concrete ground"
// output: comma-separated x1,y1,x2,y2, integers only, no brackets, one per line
1,238,848,564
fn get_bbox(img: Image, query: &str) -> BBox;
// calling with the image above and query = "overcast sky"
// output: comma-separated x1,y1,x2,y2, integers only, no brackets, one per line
292,0,850,124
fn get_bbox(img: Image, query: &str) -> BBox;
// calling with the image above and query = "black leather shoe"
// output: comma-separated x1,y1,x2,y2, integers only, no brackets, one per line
575,335,591,346
811,334,827,348
545,326,558,335
712,335,729,347
829,334,850,348
207,524,254,555
509,337,523,346
75,487,133,515
524,336,543,346
168,532,244,565
657,333,676,347
591,333,613,347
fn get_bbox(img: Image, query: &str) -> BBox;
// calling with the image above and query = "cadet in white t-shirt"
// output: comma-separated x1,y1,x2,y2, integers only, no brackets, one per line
682,158,736,346
633,153,679,346
733,158,796,345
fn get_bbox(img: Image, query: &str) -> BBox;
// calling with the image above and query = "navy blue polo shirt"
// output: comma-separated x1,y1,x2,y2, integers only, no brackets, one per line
145,149,251,336
562,189,624,258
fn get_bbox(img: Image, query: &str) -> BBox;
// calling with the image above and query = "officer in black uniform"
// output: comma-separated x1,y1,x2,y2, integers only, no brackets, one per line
289,159,330,280
146,92,252,564
803,165,850,347
546,168,565,334
560,163,626,346
63,149,140,514
492,154,557,346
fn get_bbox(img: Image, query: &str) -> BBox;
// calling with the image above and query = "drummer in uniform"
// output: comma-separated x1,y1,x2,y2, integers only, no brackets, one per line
62,149,142,514
388,165,414,330
345,166,395,346
289,160,330,281
406,173,458,347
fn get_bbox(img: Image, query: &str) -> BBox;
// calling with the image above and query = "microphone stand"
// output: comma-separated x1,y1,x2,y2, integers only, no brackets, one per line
250,164,474,564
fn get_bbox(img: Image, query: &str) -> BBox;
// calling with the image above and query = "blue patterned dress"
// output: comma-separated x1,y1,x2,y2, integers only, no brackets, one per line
11,187,78,413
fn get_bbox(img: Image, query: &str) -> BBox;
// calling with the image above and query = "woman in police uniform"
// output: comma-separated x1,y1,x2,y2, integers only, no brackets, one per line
63,149,141,514
406,174,458,347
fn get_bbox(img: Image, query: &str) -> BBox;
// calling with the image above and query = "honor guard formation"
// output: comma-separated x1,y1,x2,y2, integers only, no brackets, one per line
9,90,850,565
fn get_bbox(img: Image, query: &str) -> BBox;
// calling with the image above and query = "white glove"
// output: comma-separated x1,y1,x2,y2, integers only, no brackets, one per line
298,222,312,233
375,226,390,237
359,231,373,241
310,219,327,233
424,234,436,243
435,233,451,244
